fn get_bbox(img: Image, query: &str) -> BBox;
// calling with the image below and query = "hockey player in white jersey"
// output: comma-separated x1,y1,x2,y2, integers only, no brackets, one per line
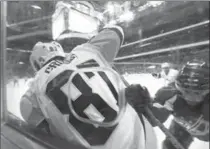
20,25,157,149
152,62,179,87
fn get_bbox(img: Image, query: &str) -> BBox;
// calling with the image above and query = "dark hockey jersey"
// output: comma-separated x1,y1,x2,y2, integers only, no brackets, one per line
152,86,209,141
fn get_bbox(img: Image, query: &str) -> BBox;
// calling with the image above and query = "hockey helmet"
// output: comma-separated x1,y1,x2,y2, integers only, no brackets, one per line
30,41,65,71
161,62,171,69
175,60,209,102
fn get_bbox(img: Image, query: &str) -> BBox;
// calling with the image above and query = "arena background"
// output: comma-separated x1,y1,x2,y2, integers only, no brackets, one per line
3,1,209,149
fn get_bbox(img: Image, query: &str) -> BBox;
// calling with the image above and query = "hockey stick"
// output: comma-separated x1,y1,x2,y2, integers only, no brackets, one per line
118,73,186,149
143,108,186,149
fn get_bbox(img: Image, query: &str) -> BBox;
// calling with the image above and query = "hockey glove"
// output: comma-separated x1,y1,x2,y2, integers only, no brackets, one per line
125,84,152,113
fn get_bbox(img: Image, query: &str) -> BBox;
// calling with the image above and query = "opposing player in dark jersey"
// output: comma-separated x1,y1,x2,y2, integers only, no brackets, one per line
127,60,209,149
155,60,209,149
19,25,157,149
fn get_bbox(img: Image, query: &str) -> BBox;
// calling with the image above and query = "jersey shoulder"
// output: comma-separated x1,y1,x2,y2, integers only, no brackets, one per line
154,86,179,105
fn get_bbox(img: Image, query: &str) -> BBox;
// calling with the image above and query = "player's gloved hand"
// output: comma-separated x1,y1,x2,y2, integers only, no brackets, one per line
125,84,152,113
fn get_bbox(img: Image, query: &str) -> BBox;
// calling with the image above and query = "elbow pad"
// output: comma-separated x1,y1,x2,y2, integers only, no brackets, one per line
102,25,124,46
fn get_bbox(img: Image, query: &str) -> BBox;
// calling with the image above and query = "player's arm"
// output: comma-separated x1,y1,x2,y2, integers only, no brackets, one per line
154,86,178,105
148,86,180,125
81,25,124,63
147,104,171,126
19,88,45,128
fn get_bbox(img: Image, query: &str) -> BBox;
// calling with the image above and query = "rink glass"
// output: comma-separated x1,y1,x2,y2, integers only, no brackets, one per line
1,1,209,149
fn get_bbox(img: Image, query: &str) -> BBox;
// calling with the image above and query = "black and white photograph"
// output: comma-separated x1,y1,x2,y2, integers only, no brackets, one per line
1,1,209,149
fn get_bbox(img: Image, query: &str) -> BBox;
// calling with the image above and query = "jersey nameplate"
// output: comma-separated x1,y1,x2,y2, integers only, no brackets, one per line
45,60,64,74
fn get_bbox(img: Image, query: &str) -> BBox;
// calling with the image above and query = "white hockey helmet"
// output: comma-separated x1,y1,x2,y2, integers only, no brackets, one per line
30,41,65,71
161,62,171,69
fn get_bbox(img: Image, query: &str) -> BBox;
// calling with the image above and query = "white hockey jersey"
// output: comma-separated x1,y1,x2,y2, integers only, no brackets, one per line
20,28,157,149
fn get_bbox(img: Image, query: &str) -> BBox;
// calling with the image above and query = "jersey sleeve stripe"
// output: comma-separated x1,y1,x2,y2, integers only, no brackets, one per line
98,71,119,103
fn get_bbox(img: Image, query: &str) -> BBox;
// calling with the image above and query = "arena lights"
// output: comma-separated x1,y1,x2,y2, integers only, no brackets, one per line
106,2,117,14
31,5,42,10
119,11,134,22
149,1,165,7
97,13,104,21
18,62,24,65
138,1,165,12
106,10,134,26
148,65,156,69
107,20,117,25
